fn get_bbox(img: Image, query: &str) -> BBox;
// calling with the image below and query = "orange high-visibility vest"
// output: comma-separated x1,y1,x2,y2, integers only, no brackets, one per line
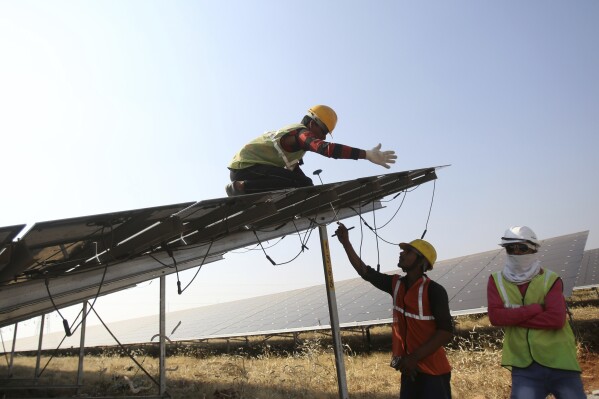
392,275,451,375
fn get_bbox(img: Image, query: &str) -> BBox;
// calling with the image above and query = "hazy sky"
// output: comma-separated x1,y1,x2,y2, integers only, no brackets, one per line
1,1,598,336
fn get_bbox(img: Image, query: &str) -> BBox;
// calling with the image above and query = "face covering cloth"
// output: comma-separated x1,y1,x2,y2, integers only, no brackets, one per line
502,253,541,284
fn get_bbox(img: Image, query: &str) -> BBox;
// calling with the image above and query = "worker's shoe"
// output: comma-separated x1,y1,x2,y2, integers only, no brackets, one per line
225,181,243,197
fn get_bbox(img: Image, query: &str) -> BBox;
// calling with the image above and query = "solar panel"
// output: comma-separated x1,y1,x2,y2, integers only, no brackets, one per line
0,224,27,275
575,248,599,289
0,224,25,246
0,167,442,330
0,203,195,284
6,230,588,351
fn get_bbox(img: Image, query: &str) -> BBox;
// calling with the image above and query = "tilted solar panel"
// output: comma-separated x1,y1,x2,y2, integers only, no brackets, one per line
0,167,442,329
575,248,599,289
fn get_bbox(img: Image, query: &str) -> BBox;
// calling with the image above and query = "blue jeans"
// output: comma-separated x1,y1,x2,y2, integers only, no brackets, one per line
511,362,586,399
399,371,451,399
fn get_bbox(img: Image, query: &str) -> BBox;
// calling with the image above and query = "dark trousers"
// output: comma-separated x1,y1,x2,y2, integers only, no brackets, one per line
399,371,451,399
229,164,314,194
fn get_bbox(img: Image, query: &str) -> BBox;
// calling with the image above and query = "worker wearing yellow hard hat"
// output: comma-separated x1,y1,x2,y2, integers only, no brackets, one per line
334,223,453,399
398,239,437,271
225,105,397,196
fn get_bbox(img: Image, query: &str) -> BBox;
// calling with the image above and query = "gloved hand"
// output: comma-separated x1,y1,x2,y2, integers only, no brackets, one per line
365,143,397,169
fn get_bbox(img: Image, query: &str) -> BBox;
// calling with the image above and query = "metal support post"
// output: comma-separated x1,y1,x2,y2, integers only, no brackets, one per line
8,322,17,378
159,275,166,396
35,314,45,378
76,301,88,393
318,224,349,399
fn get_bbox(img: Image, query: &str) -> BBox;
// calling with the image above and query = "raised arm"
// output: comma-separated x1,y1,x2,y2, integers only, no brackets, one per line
334,223,368,277
282,131,397,168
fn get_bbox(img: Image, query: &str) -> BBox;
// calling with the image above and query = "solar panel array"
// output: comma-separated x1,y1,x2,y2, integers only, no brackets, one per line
575,247,599,289
0,167,441,328
7,232,590,352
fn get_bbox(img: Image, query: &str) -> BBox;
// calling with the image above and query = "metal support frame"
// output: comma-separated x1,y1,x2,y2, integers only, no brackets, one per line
1,202,401,397
318,224,349,399
76,301,88,394
35,314,45,378
159,275,167,396
8,322,17,377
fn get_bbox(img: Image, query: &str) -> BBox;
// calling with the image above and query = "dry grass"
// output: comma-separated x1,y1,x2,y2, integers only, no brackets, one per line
1,289,598,398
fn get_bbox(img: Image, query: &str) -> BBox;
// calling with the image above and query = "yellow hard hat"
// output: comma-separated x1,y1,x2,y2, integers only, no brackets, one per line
307,105,337,133
399,239,437,270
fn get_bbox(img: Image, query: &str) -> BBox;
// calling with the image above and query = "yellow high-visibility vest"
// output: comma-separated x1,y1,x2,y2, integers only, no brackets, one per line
229,124,306,170
492,270,580,371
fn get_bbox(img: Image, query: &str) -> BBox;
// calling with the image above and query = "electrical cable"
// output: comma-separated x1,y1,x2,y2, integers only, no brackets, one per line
162,244,184,294
371,200,381,272
356,185,365,263
66,261,109,337
44,278,72,337
178,239,214,294
291,218,313,251
221,182,324,266
148,253,174,268
421,180,436,239
229,237,285,253
312,169,341,223
347,179,439,248
373,190,407,230
349,207,401,246
72,263,108,327
250,217,317,266
43,256,110,339
253,230,277,265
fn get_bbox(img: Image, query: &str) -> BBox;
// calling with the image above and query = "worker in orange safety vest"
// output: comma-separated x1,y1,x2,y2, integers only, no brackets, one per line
335,223,453,399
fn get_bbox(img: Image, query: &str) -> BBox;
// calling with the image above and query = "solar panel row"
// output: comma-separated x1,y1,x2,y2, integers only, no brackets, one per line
7,231,592,352
0,168,441,329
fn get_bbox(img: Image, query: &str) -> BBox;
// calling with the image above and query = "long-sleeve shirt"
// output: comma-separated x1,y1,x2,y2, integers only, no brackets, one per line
487,270,567,330
281,129,366,160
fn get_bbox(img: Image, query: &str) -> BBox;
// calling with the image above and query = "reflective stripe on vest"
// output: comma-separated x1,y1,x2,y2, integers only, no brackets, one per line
393,276,435,321
391,274,452,375
494,270,554,308
228,124,306,170
492,269,581,371
267,130,299,170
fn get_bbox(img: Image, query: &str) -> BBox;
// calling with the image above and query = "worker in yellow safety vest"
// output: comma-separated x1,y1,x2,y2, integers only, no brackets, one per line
225,105,396,196
487,226,586,399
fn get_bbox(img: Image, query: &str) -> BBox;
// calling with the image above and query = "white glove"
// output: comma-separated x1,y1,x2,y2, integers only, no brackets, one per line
365,143,397,169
